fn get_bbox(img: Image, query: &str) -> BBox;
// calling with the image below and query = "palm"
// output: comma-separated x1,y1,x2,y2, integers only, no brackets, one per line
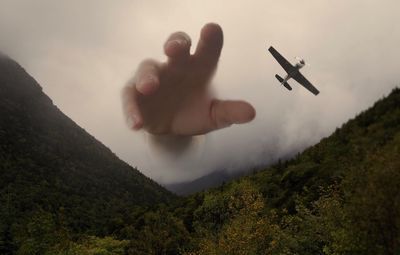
138,60,216,135
122,23,255,136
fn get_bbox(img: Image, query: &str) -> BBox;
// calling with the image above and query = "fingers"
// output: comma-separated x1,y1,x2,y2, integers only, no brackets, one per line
194,23,223,68
164,31,191,64
209,100,256,130
121,85,143,130
123,59,161,130
135,59,161,96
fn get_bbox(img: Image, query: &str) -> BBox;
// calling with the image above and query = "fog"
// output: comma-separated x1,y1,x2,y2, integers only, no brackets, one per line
0,0,399,183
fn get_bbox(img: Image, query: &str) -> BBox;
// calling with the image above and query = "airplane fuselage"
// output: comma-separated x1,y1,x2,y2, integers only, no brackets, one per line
282,63,304,83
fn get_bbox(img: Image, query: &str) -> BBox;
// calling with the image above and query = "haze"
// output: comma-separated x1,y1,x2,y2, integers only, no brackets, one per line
0,0,399,184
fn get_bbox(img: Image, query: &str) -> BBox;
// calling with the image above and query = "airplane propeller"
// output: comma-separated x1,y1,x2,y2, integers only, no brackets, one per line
295,56,310,66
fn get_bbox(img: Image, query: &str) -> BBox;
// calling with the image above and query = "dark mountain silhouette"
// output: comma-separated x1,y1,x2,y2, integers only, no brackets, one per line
165,169,249,196
0,55,175,245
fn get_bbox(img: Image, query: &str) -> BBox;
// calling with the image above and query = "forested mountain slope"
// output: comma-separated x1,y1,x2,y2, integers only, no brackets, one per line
121,87,400,254
0,56,175,254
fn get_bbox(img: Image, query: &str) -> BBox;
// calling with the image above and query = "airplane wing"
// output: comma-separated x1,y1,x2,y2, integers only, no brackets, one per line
268,46,294,73
292,72,320,95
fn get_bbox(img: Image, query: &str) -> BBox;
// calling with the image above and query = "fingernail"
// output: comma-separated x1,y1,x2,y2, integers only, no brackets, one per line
127,115,138,129
137,75,157,94
139,75,155,85
168,39,187,48
175,39,187,46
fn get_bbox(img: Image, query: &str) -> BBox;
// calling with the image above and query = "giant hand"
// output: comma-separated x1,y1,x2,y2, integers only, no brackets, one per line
122,23,255,137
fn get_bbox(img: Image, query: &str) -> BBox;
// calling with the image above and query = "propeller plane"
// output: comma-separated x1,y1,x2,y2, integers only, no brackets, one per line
268,46,319,95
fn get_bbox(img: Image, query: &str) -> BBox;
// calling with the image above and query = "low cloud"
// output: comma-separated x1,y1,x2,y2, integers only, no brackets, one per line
1,0,399,183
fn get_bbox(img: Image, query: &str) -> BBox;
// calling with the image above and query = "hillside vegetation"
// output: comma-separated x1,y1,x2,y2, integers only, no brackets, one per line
117,87,400,255
0,56,175,254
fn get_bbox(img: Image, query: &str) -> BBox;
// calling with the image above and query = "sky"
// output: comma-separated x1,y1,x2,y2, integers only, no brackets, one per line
0,0,399,184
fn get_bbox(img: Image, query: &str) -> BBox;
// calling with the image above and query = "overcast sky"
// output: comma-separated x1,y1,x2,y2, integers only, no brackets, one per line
1,0,399,184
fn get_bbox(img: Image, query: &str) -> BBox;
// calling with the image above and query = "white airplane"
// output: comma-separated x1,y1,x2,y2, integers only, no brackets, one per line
268,46,319,95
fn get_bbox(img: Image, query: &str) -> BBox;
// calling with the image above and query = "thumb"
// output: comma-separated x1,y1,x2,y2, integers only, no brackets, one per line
209,100,256,130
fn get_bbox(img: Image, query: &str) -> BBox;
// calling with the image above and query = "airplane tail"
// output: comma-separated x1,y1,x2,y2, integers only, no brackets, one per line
275,74,292,91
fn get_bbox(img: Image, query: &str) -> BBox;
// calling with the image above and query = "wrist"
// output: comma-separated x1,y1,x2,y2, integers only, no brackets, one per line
147,133,193,154
144,133,206,159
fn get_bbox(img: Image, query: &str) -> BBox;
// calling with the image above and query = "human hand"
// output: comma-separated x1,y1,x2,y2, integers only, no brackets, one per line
122,23,255,136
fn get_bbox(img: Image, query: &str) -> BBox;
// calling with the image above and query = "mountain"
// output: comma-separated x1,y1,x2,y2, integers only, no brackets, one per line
0,56,175,253
174,87,400,254
118,87,400,254
165,170,248,196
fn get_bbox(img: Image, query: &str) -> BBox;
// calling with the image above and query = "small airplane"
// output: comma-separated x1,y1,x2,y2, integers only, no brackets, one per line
268,46,319,95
